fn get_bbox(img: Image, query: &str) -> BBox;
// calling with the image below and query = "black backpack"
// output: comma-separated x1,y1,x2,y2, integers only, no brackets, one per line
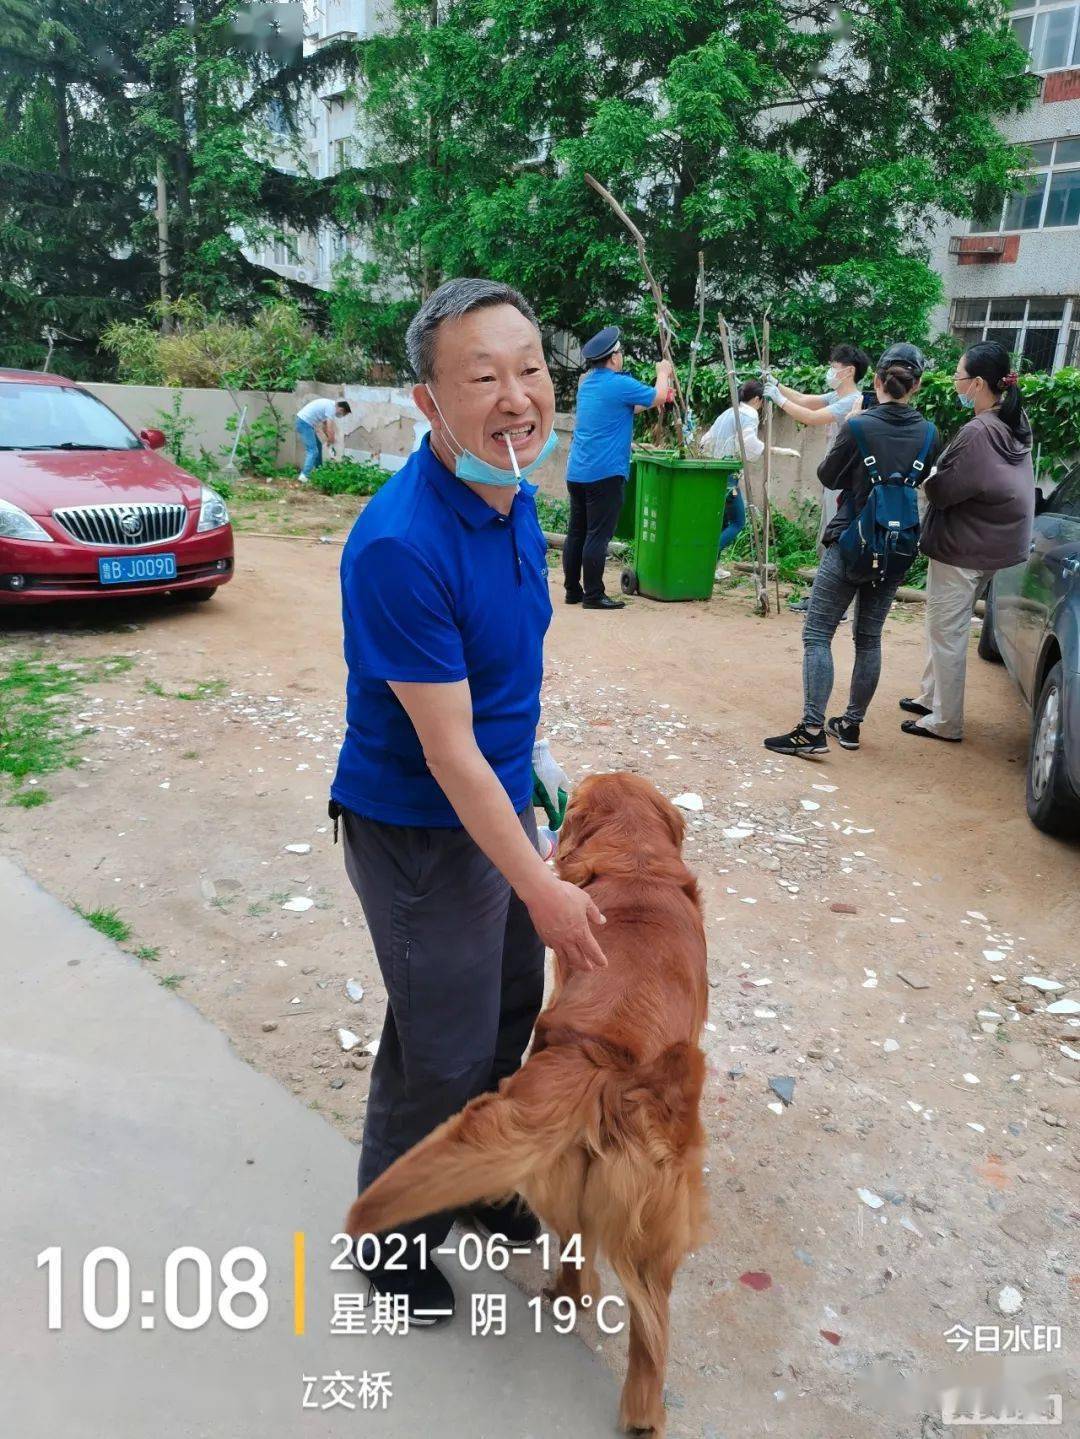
836,417,934,587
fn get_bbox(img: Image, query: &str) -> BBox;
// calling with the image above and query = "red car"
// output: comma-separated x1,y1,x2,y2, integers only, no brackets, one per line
0,369,234,605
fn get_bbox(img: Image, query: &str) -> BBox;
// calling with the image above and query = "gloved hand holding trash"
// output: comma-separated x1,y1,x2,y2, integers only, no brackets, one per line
532,738,570,860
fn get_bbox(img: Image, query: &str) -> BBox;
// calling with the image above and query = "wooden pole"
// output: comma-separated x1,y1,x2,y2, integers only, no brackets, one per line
685,251,705,418
762,314,780,614
155,158,172,334
583,173,685,436
717,315,768,615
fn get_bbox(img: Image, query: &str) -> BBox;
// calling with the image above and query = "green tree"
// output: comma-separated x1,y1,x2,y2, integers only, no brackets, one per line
348,0,1037,376
0,0,361,373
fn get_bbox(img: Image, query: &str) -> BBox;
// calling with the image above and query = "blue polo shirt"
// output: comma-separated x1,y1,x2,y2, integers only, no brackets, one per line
566,368,658,484
331,436,553,828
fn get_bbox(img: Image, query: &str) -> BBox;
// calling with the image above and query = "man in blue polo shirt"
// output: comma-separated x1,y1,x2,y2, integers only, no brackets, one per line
563,325,673,610
331,278,607,1323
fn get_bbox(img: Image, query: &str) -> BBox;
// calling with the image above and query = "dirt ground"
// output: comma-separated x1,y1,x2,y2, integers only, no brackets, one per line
3,492,1078,1439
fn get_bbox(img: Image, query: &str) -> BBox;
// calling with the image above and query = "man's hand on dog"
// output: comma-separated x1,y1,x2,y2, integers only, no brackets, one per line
524,874,608,973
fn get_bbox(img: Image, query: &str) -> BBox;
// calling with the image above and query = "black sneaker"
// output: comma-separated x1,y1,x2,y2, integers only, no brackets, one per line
763,722,828,757
826,716,861,750
459,1198,541,1245
350,1237,456,1326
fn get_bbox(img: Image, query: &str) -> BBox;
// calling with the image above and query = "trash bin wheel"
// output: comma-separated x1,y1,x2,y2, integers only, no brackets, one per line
620,566,639,596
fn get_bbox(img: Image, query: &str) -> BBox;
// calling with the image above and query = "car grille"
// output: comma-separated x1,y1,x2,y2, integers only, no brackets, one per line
52,503,188,548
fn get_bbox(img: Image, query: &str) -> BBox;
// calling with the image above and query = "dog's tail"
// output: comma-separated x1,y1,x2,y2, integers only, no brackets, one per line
343,1044,610,1240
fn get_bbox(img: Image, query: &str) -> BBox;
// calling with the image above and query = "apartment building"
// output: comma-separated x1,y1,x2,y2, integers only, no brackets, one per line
248,1,381,289
928,1,1080,372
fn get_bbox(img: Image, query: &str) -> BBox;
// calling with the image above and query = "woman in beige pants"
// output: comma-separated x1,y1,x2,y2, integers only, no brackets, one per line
901,341,1035,742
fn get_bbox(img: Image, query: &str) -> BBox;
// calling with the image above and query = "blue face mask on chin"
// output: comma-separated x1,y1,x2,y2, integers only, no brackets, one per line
958,390,976,410
425,386,558,487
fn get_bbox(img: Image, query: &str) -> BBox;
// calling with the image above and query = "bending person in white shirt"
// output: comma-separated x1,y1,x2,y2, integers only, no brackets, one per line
701,379,764,560
295,395,352,482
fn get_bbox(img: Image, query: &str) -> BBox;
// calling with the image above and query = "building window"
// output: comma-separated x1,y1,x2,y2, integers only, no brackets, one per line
950,297,1079,372
971,137,1080,233
266,99,289,136
1011,1,1080,73
272,231,297,266
331,138,351,173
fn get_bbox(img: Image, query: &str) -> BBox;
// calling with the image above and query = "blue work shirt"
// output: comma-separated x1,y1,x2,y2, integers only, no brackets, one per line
332,436,553,828
566,368,658,484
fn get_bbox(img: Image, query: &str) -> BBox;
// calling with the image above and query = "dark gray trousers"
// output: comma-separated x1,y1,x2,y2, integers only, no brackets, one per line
341,806,546,1249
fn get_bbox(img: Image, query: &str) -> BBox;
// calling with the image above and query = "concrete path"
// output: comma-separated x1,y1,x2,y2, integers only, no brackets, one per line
0,857,619,1438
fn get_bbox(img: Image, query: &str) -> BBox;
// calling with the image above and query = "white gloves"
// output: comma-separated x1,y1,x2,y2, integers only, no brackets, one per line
532,738,569,814
763,381,785,406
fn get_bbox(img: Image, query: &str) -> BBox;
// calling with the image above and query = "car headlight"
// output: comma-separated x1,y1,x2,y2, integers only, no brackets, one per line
196,486,230,533
0,498,53,542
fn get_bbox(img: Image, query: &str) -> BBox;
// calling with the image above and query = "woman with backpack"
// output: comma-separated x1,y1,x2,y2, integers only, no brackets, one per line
899,341,1035,742
764,349,940,758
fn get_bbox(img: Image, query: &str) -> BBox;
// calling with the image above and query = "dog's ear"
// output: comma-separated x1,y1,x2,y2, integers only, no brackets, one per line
553,803,597,887
649,788,686,851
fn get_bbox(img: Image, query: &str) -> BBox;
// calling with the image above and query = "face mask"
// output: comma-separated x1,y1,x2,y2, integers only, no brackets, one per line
957,383,976,410
825,366,839,389
425,386,558,487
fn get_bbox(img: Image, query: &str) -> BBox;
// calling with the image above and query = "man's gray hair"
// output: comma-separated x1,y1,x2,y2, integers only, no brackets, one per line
405,277,540,382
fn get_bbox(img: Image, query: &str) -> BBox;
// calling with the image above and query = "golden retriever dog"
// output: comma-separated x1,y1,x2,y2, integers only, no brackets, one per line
343,771,709,1436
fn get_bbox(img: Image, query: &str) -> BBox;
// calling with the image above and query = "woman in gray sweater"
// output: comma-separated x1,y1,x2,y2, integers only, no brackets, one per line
900,341,1035,742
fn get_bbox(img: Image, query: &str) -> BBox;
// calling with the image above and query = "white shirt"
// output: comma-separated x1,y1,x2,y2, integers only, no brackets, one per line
296,397,338,426
822,388,859,445
700,403,764,462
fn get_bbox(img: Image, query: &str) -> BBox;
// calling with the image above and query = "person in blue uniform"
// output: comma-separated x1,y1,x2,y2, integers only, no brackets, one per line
563,326,673,611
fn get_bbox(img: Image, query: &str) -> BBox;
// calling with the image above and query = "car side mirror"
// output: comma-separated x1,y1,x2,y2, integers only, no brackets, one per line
140,427,167,450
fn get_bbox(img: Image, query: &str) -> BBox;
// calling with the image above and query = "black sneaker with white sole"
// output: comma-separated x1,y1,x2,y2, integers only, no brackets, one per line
825,716,861,750
350,1236,456,1326
763,722,828,758
459,1198,542,1245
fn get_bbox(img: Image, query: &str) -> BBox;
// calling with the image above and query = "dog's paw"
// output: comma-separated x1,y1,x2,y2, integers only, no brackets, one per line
619,1398,665,1437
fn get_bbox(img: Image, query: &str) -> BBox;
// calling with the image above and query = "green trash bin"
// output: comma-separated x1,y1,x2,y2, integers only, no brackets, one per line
621,450,742,602
614,461,637,543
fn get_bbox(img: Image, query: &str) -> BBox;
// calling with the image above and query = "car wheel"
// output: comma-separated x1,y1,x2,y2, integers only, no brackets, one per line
977,582,1002,663
1026,661,1080,837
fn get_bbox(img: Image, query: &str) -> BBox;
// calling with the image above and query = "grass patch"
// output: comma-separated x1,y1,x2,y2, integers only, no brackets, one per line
180,749,200,760
159,974,184,990
246,900,270,917
75,904,132,944
8,787,49,808
143,677,228,702
0,652,134,798
236,483,278,502
132,945,160,962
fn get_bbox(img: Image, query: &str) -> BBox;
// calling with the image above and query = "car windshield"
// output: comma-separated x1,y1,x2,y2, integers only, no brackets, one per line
0,383,141,451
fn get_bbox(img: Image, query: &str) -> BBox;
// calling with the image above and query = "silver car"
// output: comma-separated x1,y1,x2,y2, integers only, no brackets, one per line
980,466,1080,837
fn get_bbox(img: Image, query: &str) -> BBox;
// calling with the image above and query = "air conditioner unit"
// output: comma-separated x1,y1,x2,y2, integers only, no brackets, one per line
948,235,1007,256
295,266,312,284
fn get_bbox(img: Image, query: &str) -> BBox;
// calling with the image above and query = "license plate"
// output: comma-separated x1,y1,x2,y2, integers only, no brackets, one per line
98,553,177,586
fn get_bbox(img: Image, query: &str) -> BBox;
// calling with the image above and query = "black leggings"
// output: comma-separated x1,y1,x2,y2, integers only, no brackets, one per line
562,475,625,602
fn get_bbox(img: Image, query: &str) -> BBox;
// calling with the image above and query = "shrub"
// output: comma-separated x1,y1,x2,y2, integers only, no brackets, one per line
223,407,287,479
104,295,366,393
534,494,570,534
308,458,391,496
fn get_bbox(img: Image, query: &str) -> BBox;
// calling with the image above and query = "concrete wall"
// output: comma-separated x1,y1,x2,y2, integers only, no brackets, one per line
84,382,312,468
84,380,832,522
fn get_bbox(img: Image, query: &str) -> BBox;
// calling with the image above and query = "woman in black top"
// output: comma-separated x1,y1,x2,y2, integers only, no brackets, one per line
764,352,940,757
